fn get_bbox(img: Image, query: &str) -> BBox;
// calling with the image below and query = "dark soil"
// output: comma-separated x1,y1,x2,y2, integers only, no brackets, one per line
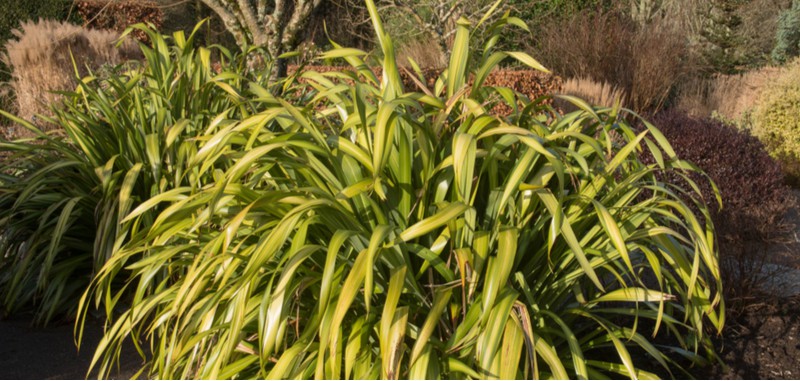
700,192,800,379
0,315,143,379
701,295,800,379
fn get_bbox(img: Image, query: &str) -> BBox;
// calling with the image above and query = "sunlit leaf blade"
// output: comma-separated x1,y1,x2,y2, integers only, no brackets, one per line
0,14,724,381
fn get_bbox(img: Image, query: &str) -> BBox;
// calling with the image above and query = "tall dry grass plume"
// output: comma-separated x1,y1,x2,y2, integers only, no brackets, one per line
677,65,785,121
535,9,692,113
1,19,138,138
630,17,691,112
556,76,627,112
712,67,784,120
397,40,447,69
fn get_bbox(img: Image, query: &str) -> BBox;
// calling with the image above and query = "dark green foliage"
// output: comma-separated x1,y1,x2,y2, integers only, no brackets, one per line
700,0,749,74
772,0,800,63
171,1,237,50
304,0,373,50
0,147,99,323
510,0,612,20
0,0,76,44
501,0,613,51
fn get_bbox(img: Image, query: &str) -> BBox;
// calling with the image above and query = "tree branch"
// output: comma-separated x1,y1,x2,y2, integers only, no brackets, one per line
257,0,269,21
201,0,248,45
237,0,265,44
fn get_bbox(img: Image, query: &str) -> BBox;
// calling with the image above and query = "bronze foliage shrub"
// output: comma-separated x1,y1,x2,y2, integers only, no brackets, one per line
648,109,796,303
481,69,562,114
294,65,562,115
76,0,163,42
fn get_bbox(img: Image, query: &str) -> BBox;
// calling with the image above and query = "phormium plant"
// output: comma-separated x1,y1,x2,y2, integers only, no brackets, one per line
0,22,273,324
76,3,723,379
0,2,724,379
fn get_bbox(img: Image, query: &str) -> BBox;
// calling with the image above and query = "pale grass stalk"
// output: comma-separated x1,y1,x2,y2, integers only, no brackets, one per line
677,65,785,121
397,39,447,69
557,76,627,111
1,19,136,137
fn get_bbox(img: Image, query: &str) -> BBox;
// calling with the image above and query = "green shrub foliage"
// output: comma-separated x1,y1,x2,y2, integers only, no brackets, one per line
700,0,747,74
510,0,613,24
2,7,724,380
752,58,800,181
772,0,800,63
0,0,75,47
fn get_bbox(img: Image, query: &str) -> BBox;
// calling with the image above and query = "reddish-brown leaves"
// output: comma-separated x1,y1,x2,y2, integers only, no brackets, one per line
76,0,163,42
293,65,562,116
647,110,796,301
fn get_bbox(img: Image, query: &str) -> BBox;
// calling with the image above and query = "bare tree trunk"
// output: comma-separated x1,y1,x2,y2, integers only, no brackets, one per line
200,0,323,79
380,0,505,61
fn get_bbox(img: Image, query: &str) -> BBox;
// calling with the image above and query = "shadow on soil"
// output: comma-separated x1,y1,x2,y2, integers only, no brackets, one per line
0,315,144,380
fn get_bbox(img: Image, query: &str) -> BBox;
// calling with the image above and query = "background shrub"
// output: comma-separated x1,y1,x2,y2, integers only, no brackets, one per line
752,57,800,182
690,0,789,73
535,10,634,94
304,0,375,50
0,0,77,113
534,8,691,112
75,1,163,42
0,0,74,44
697,0,749,74
629,17,694,111
771,0,800,63
649,109,796,304
676,64,783,121
504,0,614,50
0,19,138,138
737,0,793,67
